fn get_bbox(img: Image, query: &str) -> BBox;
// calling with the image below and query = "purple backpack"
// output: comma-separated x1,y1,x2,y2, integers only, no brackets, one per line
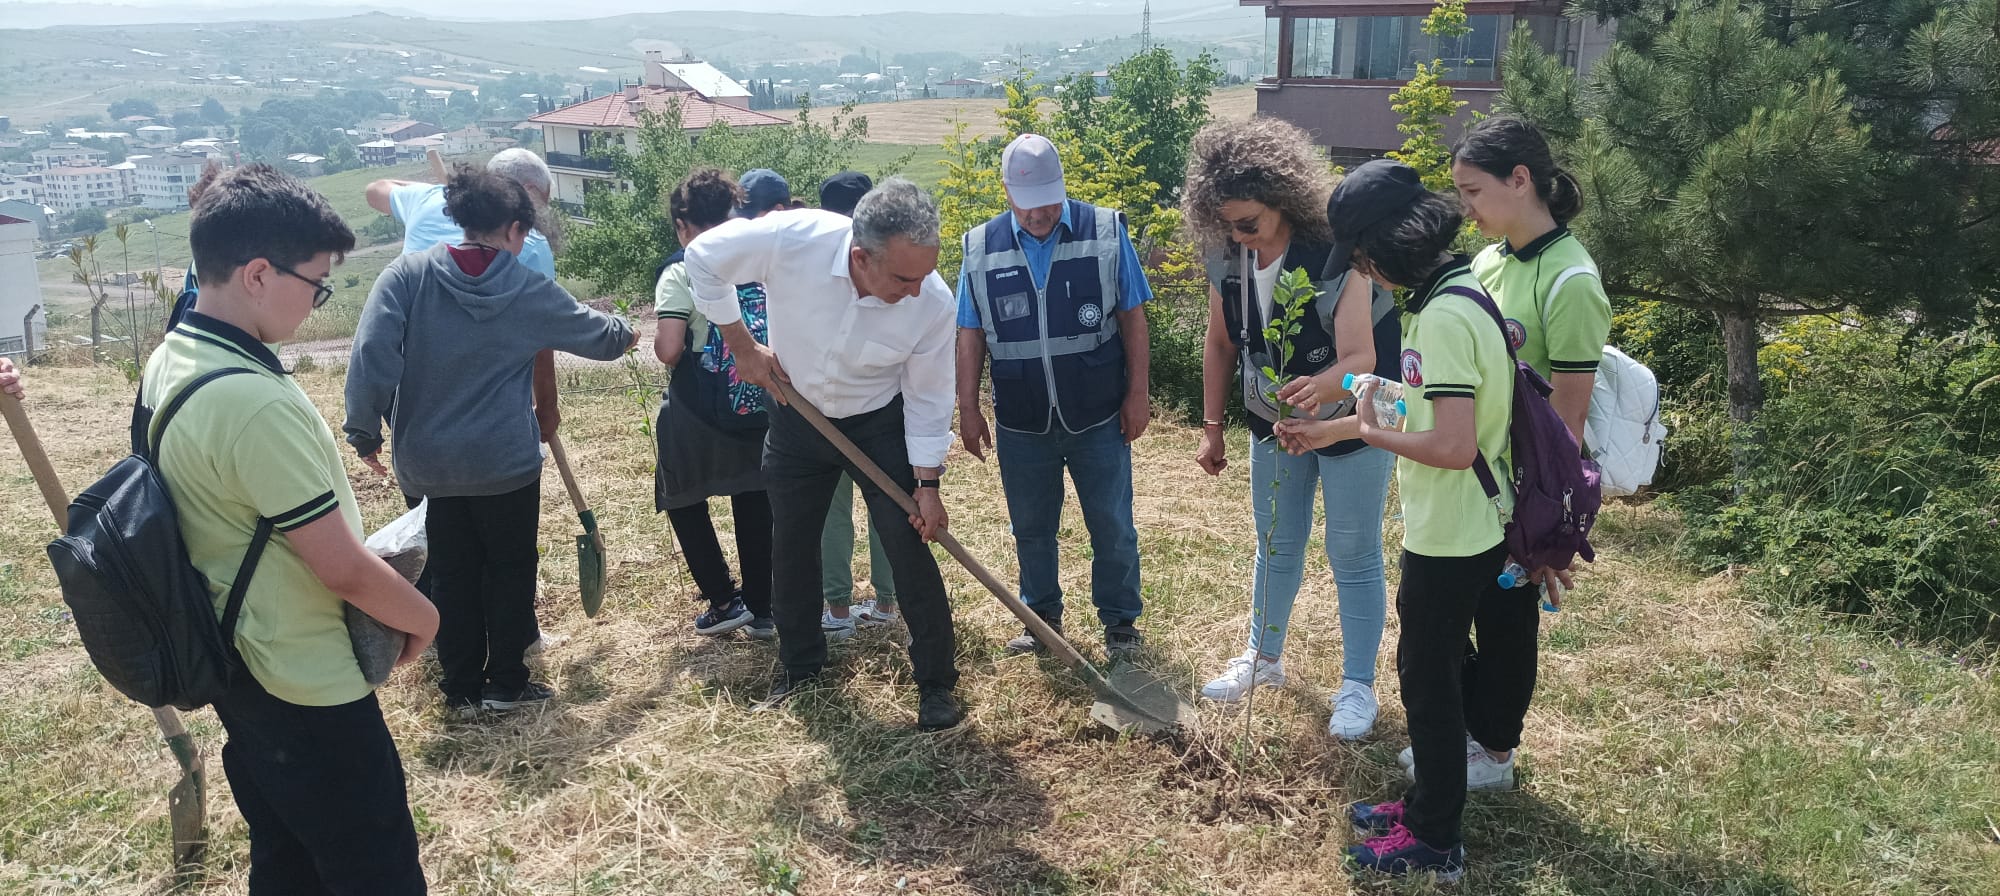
1441,285,1600,573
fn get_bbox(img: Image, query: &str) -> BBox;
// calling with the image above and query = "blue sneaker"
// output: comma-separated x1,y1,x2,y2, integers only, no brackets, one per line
1348,799,1404,838
1346,824,1465,883
695,597,752,636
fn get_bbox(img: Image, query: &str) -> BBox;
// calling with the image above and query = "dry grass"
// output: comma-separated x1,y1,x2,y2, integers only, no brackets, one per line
856,86,1260,146
1,363,1997,895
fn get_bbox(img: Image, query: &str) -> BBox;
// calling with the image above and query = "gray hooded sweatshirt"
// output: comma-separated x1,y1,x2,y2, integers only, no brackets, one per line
344,242,633,498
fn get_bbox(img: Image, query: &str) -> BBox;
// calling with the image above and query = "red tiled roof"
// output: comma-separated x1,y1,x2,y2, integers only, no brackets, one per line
0,214,29,225
526,87,788,131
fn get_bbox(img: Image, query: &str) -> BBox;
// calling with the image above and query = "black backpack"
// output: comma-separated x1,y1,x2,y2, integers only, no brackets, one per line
47,368,273,710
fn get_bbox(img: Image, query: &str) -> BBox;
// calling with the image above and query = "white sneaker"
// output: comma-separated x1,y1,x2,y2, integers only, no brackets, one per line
820,610,857,642
1402,737,1517,791
1199,651,1286,702
524,632,567,657
1327,680,1378,740
853,600,899,628
1466,748,1518,791
1398,734,1481,770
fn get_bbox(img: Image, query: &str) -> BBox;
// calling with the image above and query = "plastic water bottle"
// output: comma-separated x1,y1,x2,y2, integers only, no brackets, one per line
1342,373,1407,429
1499,561,1561,613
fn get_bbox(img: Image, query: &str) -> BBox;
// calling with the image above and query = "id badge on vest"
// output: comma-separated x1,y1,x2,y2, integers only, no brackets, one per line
996,286,1033,322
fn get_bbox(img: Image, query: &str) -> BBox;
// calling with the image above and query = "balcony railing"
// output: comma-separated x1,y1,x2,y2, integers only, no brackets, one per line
545,151,616,173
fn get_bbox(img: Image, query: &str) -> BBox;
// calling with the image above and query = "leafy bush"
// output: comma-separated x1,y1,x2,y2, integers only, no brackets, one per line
1668,317,2000,642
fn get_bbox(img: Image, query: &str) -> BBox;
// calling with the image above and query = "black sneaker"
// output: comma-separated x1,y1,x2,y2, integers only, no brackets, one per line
1105,623,1143,657
745,616,777,640
443,694,484,720
753,673,818,711
694,597,753,636
481,681,555,711
917,688,963,731
1005,620,1061,654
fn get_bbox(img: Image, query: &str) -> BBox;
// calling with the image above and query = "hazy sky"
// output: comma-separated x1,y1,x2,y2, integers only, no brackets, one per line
0,0,1211,27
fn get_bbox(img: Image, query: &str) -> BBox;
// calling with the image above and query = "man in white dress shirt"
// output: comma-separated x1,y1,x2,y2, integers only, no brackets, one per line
685,177,963,730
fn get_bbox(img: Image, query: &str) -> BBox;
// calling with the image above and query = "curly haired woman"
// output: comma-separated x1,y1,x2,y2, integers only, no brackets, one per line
1180,117,1402,739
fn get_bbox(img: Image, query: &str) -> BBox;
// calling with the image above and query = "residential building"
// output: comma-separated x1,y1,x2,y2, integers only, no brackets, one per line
33,143,103,170
134,152,210,210
396,134,445,162
109,159,138,199
43,166,126,212
359,139,398,166
0,214,47,358
134,124,179,146
442,126,501,156
0,174,42,204
361,118,444,142
525,51,788,212
284,152,327,176
0,199,52,239
1243,0,1614,163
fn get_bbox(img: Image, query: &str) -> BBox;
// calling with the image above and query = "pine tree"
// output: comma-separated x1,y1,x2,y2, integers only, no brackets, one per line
1499,0,2000,438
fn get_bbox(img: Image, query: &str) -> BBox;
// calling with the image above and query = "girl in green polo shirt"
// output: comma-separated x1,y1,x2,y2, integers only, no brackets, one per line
1452,116,1613,442
1278,161,1539,882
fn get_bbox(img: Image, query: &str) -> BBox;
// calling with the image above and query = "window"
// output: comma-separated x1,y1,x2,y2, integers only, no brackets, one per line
1289,14,1503,82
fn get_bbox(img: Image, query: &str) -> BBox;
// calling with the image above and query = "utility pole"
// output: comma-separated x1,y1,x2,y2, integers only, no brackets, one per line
1142,0,1153,51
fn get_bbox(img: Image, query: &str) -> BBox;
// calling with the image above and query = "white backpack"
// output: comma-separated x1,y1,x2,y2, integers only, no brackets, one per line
1546,267,1665,497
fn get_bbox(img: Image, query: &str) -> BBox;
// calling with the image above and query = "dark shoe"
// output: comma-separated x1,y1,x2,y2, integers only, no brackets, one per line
745,616,777,640
695,596,753,636
443,694,484,720
753,673,818,711
1349,799,1405,838
481,681,555,711
917,688,963,731
1104,623,1143,657
1345,824,1466,883
1005,620,1061,654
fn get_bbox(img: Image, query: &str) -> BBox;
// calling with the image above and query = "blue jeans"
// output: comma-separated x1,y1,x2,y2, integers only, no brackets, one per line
995,420,1143,628
1246,437,1394,685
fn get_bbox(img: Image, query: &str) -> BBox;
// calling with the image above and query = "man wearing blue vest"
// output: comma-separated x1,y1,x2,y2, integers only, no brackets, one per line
956,133,1154,656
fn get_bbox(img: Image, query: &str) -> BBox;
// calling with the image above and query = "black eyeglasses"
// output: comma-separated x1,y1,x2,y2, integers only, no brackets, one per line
271,262,334,308
1229,212,1263,236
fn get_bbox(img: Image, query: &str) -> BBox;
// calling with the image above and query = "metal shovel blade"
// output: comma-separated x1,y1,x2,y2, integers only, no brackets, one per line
576,514,606,617
1087,662,1196,735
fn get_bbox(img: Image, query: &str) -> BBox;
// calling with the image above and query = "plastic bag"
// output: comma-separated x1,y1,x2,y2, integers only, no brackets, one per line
346,500,428,685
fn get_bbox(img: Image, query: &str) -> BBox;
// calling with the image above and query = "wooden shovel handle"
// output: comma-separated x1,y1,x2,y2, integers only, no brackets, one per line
1,392,69,529
773,382,1099,676
546,434,591,516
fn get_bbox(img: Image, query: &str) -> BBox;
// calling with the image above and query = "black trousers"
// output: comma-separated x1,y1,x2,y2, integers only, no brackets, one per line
1396,543,1540,849
763,398,958,691
405,491,539,641
212,671,425,895
427,479,541,702
666,491,774,617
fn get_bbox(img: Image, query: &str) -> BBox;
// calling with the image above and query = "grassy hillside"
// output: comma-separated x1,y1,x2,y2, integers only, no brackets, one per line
0,363,1993,894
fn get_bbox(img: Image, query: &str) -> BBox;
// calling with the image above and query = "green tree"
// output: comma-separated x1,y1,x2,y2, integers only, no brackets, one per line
1499,0,2000,435
68,207,107,235
1053,47,1219,204
1386,0,1472,190
199,97,230,125
558,97,870,301
934,77,1173,282
325,140,362,174
107,98,159,120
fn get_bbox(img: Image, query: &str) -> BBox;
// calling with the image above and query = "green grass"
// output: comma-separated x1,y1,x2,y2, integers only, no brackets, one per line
848,143,952,191
0,364,1995,894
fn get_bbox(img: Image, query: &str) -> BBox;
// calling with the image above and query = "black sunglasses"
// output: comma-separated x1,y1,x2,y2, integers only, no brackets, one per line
1229,211,1263,236
271,262,334,308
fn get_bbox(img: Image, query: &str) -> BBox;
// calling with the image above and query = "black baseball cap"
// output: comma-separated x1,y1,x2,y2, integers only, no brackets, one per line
818,170,873,217
1324,159,1428,278
735,168,792,218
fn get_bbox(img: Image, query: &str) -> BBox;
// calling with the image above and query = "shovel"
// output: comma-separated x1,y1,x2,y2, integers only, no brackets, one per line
776,382,1192,735
546,434,606,616
1,391,210,870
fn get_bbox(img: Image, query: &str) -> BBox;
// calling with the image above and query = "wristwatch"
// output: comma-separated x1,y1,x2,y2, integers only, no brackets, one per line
914,478,942,491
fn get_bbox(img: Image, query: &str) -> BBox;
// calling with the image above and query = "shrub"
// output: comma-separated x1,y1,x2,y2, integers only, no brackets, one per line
1669,317,2000,642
